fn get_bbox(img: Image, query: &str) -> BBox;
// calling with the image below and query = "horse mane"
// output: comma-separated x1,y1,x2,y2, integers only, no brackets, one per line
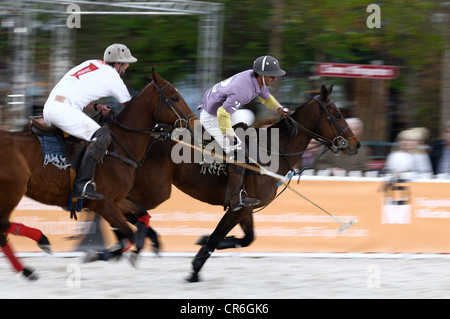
115,81,153,118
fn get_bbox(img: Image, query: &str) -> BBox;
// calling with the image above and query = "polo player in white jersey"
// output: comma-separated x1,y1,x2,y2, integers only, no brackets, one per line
198,55,288,211
43,43,137,200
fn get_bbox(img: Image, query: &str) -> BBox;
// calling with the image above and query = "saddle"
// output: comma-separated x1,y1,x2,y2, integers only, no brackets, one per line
197,122,260,176
29,117,88,169
29,117,88,219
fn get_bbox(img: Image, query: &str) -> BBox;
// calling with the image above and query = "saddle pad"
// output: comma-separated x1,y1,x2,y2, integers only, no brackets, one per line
37,135,71,170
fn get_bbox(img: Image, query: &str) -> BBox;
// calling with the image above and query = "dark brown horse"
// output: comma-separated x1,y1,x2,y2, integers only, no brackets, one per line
0,68,193,279
126,84,360,282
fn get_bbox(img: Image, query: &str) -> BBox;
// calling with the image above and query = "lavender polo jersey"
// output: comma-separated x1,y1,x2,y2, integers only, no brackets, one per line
198,70,270,115
47,59,131,111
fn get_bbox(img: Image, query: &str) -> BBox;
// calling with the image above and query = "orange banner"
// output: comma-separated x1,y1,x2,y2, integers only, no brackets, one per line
8,177,450,253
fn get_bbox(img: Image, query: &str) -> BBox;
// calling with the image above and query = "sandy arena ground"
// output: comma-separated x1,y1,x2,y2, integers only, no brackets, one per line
1,253,450,299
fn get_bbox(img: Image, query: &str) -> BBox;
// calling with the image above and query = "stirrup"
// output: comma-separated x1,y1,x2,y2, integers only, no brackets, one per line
238,189,247,204
75,181,104,200
231,190,260,212
82,180,96,196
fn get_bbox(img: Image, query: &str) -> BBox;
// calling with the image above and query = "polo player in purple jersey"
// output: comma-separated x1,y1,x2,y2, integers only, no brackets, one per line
198,55,289,211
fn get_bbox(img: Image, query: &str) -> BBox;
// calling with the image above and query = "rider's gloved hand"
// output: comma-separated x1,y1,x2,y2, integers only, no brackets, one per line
277,106,290,118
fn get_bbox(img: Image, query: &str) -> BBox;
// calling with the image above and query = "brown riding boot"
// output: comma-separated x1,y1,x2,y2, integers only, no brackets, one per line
228,164,260,212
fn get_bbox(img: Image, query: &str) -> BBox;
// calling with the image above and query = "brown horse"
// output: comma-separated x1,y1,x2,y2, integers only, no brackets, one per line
126,84,360,282
0,68,194,279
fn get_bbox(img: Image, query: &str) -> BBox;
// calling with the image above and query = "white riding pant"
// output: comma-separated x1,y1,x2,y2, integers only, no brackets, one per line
43,96,100,141
199,109,239,153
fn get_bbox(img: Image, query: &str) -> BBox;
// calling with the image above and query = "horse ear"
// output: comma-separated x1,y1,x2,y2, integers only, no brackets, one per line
328,84,334,96
320,84,328,101
146,75,153,83
151,67,162,85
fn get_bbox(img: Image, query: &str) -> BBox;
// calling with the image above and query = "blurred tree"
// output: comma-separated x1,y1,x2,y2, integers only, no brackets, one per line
74,14,199,90
280,0,445,140
1,0,446,139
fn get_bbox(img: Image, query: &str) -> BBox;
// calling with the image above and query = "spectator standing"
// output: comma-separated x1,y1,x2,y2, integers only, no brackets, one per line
430,121,450,175
384,128,433,175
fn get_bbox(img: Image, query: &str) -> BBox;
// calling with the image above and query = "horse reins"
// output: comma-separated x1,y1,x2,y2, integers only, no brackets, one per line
152,80,196,130
105,80,196,168
287,95,357,155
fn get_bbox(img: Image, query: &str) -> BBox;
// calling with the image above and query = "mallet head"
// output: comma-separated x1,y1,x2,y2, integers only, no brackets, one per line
337,219,357,233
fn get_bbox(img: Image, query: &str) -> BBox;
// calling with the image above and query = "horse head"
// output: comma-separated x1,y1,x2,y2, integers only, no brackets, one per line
147,68,196,130
291,84,360,155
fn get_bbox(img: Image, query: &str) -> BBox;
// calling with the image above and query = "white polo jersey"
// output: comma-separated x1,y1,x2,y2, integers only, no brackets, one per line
47,59,131,110
43,59,131,141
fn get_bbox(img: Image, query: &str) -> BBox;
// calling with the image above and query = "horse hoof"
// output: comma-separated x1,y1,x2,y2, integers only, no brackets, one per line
185,272,200,283
38,235,53,255
82,250,100,263
152,245,161,256
129,251,139,268
22,267,39,281
194,234,209,246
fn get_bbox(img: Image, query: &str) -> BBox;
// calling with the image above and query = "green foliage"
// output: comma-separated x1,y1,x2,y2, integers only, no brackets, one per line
2,0,446,135
73,14,199,88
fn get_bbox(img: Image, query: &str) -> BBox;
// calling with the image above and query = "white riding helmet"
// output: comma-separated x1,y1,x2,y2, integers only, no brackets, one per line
103,43,137,63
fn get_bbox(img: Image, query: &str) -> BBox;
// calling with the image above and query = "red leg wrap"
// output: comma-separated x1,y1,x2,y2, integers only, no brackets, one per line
121,238,133,253
137,214,150,228
2,242,24,273
6,223,42,242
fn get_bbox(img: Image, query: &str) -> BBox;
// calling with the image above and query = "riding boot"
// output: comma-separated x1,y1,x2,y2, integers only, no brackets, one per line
72,127,112,200
72,153,103,199
228,163,260,212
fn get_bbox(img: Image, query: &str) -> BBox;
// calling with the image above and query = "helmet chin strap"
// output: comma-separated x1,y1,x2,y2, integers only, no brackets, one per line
115,62,124,75
262,75,266,86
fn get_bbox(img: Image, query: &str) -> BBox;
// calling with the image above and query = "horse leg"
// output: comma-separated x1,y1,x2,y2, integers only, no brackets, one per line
130,212,161,256
0,232,38,280
123,202,156,254
195,211,255,250
83,200,135,261
101,201,159,266
84,200,137,263
0,197,39,280
187,207,250,283
5,223,52,254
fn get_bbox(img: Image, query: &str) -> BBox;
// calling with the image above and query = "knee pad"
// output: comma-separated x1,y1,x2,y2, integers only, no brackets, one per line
87,126,112,161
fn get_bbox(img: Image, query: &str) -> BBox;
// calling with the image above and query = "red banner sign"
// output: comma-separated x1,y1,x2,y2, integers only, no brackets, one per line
316,62,398,79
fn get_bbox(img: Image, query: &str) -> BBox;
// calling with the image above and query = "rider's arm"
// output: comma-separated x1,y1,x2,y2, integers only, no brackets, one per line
258,94,282,111
217,106,232,135
259,94,288,118
85,102,111,114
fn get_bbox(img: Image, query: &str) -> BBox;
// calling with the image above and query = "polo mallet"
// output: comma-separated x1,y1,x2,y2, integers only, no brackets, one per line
248,157,357,233
171,138,357,233
279,183,357,233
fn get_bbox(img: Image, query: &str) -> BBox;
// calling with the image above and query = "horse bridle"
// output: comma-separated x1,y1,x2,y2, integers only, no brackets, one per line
287,95,356,154
151,80,196,131
106,80,196,168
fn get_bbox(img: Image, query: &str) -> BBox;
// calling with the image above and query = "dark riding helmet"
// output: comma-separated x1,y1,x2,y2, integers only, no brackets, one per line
253,55,286,77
